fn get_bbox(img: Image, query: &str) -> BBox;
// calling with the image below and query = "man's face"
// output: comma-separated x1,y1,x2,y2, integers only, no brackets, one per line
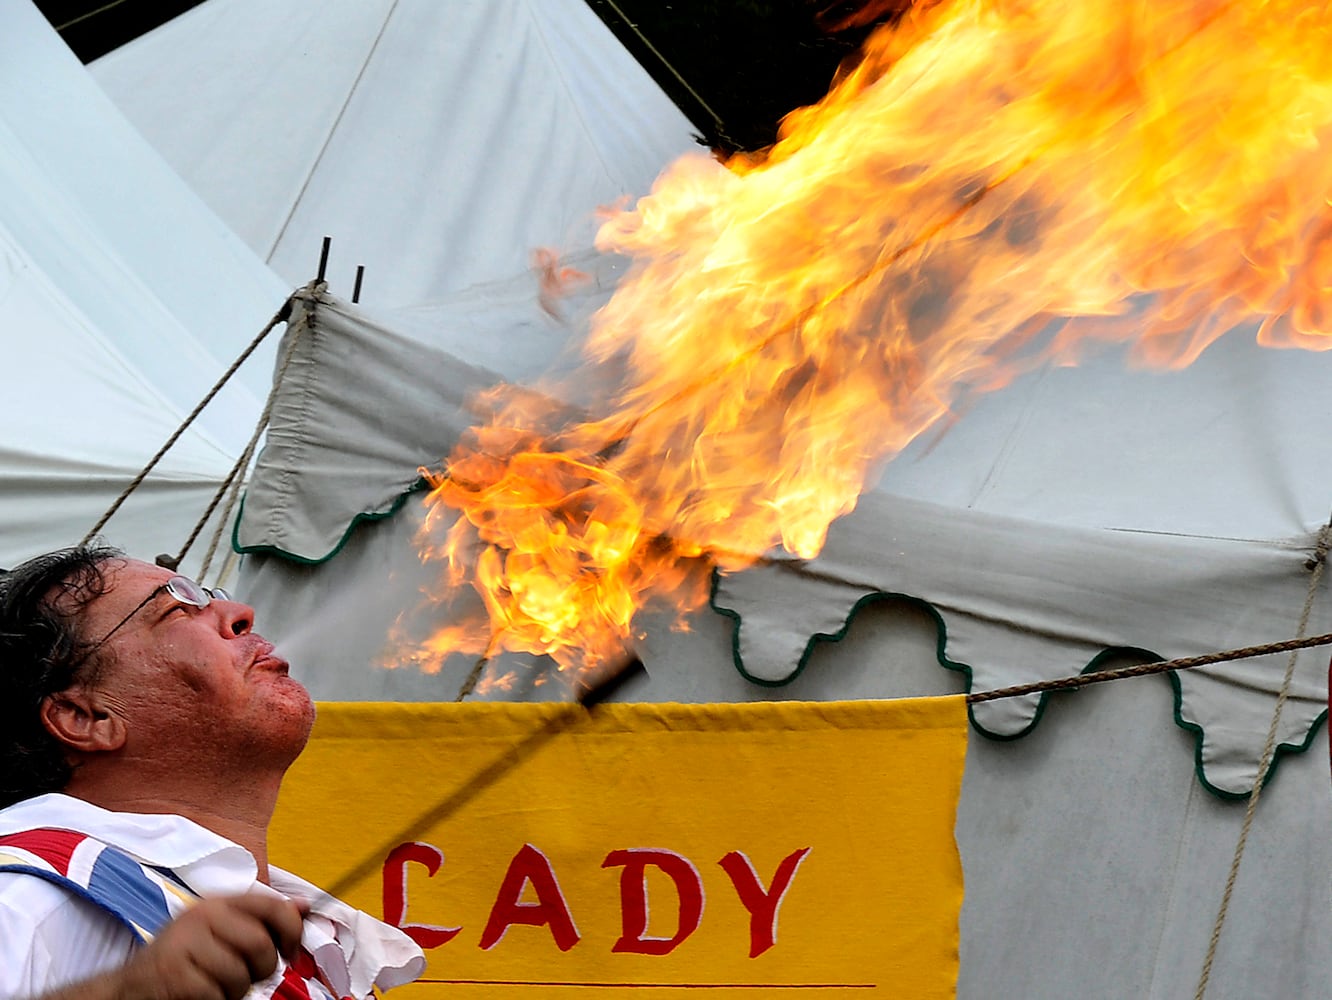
69,558,315,772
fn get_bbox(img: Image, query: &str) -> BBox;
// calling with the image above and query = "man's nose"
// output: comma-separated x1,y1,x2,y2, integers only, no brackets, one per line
215,599,254,637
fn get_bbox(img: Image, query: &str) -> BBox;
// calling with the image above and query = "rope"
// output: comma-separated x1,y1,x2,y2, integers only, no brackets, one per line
595,0,729,142
1193,523,1332,999
194,442,257,583
165,447,245,571
211,540,242,595
454,656,492,702
79,297,294,546
54,0,133,31
179,300,309,575
455,632,502,703
965,629,1332,704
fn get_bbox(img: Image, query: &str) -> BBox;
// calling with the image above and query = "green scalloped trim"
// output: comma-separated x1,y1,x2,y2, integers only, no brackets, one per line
709,570,1329,800
230,478,428,566
1165,668,1329,801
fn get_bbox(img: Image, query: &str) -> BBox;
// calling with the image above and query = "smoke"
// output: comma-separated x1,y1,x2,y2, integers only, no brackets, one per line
264,554,441,682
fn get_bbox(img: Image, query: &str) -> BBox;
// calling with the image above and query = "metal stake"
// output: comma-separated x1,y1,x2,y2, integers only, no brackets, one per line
316,236,331,282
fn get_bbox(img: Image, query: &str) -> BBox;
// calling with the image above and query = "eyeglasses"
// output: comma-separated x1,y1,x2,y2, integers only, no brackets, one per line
79,576,232,664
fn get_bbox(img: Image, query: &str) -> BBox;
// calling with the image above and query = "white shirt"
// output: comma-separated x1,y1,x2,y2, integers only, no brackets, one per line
0,794,425,999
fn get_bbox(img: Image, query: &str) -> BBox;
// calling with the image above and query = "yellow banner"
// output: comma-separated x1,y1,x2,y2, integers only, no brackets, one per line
271,697,967,998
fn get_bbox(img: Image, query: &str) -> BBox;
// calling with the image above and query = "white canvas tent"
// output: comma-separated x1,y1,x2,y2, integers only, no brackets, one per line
72,0,1332,996
91,0,700,308
0,0,287,572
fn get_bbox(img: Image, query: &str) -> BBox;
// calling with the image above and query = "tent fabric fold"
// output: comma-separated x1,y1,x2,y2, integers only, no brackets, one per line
236,289,499,562
236,259,629,561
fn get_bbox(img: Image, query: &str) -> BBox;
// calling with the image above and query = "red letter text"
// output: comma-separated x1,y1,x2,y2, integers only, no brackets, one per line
381,842,462,949
602,848,705,956
479,844,580,951
718,848,811,957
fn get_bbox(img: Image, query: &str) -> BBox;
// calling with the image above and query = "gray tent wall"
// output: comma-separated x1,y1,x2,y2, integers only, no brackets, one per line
235,287,1332,999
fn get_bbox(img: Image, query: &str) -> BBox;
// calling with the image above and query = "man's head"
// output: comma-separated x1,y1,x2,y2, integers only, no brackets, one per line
0,545,118,808
0,547,314,811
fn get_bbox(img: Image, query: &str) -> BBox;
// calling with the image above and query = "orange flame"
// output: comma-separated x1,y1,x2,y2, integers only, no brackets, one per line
413,0,1332,675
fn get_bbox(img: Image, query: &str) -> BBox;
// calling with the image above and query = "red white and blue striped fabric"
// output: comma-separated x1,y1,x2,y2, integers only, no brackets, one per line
0,826,189,942
0,827,349,999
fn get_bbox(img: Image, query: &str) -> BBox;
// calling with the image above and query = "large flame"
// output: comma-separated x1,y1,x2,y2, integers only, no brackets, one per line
411,0,1332,676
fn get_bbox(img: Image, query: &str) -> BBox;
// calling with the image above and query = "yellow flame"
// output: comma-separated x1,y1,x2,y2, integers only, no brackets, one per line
412,0,1332,674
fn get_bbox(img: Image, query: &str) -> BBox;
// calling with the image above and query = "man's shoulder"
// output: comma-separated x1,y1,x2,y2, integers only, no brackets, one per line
0,824,116,921
0,812,203,946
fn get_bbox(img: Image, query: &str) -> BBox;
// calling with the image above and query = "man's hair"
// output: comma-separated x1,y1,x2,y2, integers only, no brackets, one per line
0,545,123,810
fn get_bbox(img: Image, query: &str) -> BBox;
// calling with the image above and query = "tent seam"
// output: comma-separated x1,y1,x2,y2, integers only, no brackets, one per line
1142,776,1201,1000
263,0,403,263
523,3,620,188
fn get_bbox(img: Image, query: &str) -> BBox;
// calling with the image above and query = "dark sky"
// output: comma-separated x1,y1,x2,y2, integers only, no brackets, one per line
583,1,892,151
35,0,895,153
34,1,208,63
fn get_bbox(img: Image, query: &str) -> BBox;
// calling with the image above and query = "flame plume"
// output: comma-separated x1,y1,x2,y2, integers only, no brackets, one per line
411,0,1332,676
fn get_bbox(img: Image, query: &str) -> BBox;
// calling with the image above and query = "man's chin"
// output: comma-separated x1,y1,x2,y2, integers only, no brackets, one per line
256,681,318,758
287,683,317,738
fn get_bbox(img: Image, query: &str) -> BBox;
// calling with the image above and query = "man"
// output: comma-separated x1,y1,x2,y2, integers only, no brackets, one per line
0,545,425,999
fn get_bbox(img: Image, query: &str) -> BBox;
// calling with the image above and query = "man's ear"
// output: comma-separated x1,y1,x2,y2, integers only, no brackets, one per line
40,688,127,754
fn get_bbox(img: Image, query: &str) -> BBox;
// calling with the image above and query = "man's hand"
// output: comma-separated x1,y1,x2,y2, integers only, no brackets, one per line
40,893,305,1000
